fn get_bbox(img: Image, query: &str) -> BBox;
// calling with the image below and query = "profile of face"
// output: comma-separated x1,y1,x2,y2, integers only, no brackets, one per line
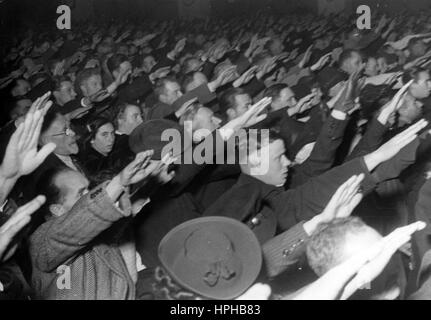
410,71,431,99
41,114,79,156
54,80,77,106
161,81,183,105
91,123,115,156
143,56,157,73
193,107,222,134
274,87,297,111
118,105,143,135
377,57,389,74
50,170,90,216
113,61,132,81
12,79,31,97
185,72,208,92
11,99,32,121
343,51,364,75
398,94,423,125
227,93,252,120
364,57,379,77
246,139,291,187
81,74,103,97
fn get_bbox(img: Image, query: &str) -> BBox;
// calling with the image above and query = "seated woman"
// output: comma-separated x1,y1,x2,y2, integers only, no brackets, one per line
78,117,116,179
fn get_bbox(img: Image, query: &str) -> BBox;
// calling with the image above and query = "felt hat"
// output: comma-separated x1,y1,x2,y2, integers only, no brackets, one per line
158,216,262,300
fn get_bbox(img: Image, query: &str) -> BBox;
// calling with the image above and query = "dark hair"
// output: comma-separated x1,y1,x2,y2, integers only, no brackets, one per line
306,217,370,276
107,53,129,75
85,117,113,142
52,75,73,92
402,67,429,85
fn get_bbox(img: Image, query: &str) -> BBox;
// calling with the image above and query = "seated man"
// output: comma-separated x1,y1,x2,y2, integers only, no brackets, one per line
110,103,144,172
29,151,165,300
203,120,426,277
306,217,411,300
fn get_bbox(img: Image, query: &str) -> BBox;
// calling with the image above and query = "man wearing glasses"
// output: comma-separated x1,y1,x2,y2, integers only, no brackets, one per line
24,111,84,201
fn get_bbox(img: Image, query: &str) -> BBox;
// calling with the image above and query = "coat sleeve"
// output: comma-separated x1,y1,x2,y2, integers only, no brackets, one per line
272,157,377,230
291,113,348,187
30,183,131,272
117,76,153,103
168,131,229,196
346,117,387,161
262,222,309,278
372,138,420,183
409,177,431,295
171,84,217,110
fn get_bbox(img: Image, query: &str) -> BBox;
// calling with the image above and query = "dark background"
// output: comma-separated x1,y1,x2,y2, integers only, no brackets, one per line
1,0,430,37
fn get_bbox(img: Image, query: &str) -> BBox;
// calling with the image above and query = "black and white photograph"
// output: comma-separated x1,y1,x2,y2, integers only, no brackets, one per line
1,0,431,307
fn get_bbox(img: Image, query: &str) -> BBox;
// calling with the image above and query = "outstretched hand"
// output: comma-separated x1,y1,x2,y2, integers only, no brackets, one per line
0,195,46,263
369,119,428,168
1,92,56,181
319,174,364,223
119,150,156,187
378,80,413,124
222,97,271,138
295,221,426,300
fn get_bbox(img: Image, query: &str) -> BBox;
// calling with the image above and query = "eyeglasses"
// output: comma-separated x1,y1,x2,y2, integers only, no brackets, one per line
50,127,74,137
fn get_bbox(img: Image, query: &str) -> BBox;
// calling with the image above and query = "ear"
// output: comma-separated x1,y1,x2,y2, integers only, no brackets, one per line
226,108,236,120
49,204,65,217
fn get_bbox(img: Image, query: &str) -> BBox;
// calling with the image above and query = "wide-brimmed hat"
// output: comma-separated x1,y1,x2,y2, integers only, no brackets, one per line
158,216,262,300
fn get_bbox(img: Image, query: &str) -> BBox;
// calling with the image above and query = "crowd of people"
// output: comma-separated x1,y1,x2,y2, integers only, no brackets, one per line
2,8,431,300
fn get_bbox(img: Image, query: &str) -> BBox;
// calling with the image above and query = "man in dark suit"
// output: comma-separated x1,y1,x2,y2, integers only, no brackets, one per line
203,120,427,278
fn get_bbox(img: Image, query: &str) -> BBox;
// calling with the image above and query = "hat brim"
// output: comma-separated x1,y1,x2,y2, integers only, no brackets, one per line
158,216,262,300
